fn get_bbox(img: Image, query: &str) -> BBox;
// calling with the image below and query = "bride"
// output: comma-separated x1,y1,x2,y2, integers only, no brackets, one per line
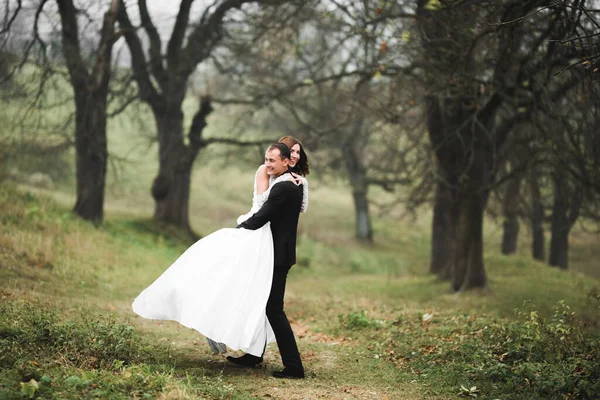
132,136,310,357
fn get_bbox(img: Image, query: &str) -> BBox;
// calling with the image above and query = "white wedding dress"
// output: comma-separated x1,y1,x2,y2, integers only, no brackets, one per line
132,169,308,357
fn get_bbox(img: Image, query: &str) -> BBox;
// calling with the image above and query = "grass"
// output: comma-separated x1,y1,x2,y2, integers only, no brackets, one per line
2,75,600,398
2,169,600,399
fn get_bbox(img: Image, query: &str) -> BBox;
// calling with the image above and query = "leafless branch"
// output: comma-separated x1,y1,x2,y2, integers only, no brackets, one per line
491,5,556,26
138,0,168,90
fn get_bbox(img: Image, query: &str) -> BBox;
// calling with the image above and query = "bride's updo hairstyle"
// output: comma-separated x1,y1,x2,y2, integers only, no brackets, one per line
278,136,310,177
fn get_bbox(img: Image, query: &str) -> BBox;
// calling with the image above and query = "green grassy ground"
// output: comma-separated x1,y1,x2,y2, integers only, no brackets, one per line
1,77,600,398
1,165,599,399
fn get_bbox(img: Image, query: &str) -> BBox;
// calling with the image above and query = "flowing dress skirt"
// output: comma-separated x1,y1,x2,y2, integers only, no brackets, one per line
132,225,276,356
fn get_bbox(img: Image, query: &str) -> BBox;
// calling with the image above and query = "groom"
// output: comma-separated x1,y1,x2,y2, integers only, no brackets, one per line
228,142,305,379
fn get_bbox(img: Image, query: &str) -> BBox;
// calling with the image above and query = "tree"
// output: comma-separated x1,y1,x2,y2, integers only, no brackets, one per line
213,0,421,242
116,0,302,235
416,0,583,290
1,0,120,224
56,0,120,224
551,0,600,85
491,0,600,269
544,85,600,269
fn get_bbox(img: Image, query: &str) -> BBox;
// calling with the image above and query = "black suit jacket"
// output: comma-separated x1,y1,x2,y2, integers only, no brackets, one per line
237,177,303,267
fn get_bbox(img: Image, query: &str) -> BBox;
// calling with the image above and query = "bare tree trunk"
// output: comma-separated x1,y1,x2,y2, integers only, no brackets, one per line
501,174,522,254
352,189,372,242
549,183,569,269
152,161,193,226
424,94,491,291
343,142,372,242
451,151,489,291
549,169,582,269
528,168,545,261
150,97,213,235
549,224,569,269
72,94,108,224
430,181,455,279
462,193,488,290
426,97,458,279
151,106,189,224
453,195,488,291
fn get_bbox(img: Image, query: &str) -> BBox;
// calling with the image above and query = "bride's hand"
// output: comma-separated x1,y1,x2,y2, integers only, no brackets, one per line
289,172,302,186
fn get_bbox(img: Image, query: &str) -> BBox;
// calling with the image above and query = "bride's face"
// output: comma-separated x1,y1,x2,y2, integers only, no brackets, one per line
289,144,301,168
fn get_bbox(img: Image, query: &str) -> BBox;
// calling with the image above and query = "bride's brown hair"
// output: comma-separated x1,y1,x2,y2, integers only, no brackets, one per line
278,136,310,177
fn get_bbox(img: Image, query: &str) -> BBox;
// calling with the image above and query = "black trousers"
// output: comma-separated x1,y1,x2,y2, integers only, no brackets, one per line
265,264,303,371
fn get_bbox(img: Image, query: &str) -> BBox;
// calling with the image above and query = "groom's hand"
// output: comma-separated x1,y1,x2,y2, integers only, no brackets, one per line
238,183,288,230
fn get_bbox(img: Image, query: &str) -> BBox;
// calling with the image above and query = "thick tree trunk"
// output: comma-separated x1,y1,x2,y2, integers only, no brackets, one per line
432,148,491,292
430,181,455,279
452,170,489,291
453,207,485,291
150,96,213,235
424,95,491,291
549,223,569,269
528,169,545,261
549,170,582,269
501,175,522,254
549,171,570,269
152,159,193,227
352,189,372,242
344,149,372,242
151,106,194,232
72,94,108,224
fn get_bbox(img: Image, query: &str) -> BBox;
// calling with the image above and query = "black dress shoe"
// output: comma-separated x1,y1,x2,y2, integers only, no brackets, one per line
272,367,305,379
226,354,263,367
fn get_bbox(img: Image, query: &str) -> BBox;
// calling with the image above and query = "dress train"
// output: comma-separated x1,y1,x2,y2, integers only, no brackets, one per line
132,225,276,356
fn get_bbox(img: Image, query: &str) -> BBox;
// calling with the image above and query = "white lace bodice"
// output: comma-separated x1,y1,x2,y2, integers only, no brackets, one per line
236,168,309,225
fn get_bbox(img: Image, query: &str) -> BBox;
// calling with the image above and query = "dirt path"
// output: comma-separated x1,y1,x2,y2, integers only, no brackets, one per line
131,311,419,400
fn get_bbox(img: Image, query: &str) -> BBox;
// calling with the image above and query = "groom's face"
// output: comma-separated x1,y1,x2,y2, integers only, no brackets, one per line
265,148,290,178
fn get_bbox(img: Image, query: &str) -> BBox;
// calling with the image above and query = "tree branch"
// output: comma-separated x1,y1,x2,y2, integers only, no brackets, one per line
90,0,120,92
116,0,161,108
18,0,49,69
212,68,371,106
200,137,274,146
167,0,194,71
181,0,297,77
0,0,22,39
366,177,412,192
138,0,168,90
492,4,555,26
188,95,214,152
56,0,89,90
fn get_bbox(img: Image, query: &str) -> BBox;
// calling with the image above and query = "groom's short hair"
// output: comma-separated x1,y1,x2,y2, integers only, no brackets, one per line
268,142,291,160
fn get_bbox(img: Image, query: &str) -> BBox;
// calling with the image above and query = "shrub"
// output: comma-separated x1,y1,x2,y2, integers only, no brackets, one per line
339,310,385,330
0,299,152,370
467,297,600,399
385,293,600,399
